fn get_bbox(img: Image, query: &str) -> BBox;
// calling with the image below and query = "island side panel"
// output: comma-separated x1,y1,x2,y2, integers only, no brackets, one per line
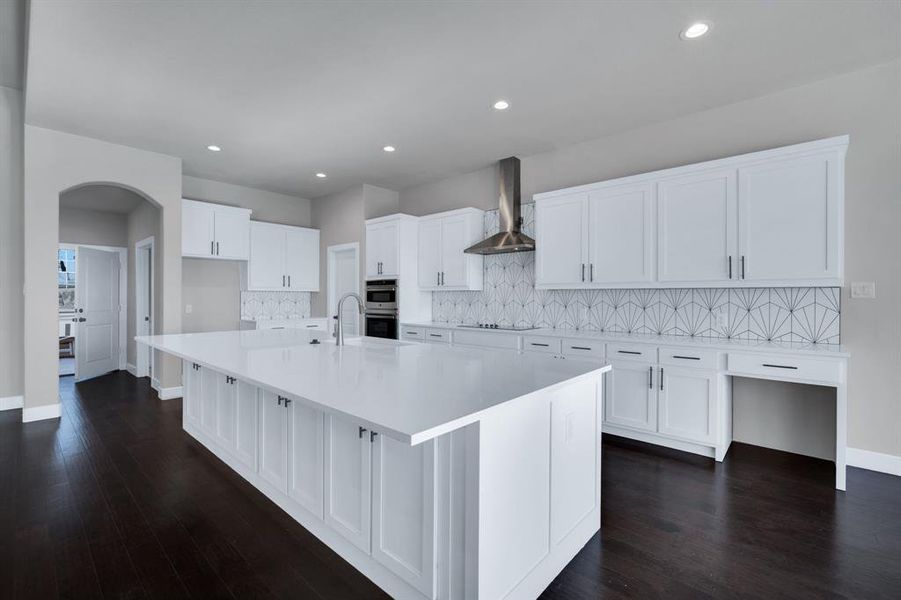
474,372,602,600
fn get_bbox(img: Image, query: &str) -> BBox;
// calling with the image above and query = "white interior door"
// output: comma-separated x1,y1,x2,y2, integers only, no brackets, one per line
331,246,359,336
136,242,153,378
75,247,120,382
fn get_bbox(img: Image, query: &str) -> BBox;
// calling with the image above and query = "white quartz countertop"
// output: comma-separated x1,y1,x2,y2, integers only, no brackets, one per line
401,322,849,358
137,330,610,445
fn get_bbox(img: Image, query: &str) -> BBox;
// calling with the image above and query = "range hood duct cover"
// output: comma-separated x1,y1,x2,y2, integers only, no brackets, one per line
463,156,535,255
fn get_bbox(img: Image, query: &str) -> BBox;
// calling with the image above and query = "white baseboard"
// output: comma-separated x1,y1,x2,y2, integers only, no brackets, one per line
126,362,137,376
847,447,901,477
151,377,161,391
22,403,62,423
157,385,183,400
0,395,24,411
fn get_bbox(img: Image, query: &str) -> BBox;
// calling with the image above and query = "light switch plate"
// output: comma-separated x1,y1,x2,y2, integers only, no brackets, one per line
850,282,876,299
185,304,193,314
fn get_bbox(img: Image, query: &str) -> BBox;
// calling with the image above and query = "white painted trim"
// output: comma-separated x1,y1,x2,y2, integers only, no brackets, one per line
135,235,155,379
126,362,137,376
327,242,360,335
61,243,128,377
847,447,901,477
22,403,62,423
156,386,183,401
0,395,24,411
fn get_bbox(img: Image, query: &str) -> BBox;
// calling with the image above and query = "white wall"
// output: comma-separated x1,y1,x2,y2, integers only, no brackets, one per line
399,60,901,460
180,175,312,334
0,86,23,401
311,186,365,318
58,207,128,247
23,126,183,415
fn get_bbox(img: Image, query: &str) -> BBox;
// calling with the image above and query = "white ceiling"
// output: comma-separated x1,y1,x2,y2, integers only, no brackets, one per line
59,184,145,214
25,1,901,199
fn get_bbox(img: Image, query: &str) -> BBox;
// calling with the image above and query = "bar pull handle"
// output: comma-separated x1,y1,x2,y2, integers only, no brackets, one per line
287,275,291,287
659,368,664,391
531,342,549,347
672,355,700,361
648,366,653,389
762,363,798,370
728,256,733,279
216,242,220,256
429,333,442,338
581,263,585,282
211,241,215,256
590,263,594,282
570,346,592,351
437,271,440,286
358,426,368,439
283,398,291,407
277,396,283,406
282,275,286,287
370,430,378,443
618,350,642,355
741,255,746,279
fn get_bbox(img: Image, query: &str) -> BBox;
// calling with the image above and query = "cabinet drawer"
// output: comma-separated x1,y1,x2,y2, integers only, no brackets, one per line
425,329,451,344
561,338,605,360
727,352,842,385
607,343,654,362
400,326,426,341
452,330,520,350
522,336,562,354
658,347,719,370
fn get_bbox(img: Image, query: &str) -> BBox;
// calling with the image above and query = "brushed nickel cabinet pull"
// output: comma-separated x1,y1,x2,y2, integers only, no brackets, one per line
659,368,664,391
762,363,798,370
672,355,700,361
358,426,368,438
648,366,653,389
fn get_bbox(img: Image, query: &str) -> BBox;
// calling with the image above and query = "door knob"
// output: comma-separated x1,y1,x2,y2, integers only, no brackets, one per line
78,317,87,322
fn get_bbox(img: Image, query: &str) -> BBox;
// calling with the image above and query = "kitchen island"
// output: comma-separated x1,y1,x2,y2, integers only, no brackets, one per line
137,329,611,600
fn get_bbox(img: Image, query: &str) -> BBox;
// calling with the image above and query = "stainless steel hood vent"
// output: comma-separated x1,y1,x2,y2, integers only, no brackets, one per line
464,156,535,255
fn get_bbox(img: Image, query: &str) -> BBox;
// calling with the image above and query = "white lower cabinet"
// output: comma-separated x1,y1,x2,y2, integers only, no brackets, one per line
371,433,436,597
324,414,372,553
200,367,219,438
183,360,202,428
289,402,325,518
233,381,258,470
657,366,717,444
604,359,657,432
259,390,290,492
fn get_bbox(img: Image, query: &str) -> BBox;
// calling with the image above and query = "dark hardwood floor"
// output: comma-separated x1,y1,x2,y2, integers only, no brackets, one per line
2,372,899,599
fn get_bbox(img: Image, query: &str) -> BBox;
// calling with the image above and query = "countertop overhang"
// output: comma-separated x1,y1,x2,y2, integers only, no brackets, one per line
137,330,610,445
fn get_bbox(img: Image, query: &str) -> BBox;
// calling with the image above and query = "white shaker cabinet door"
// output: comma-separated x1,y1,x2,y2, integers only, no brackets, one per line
371,435,436,597
183,361,202,428
248,222,286,290
215,376,237,451
200,367,219,439
417,219,443,289
738,152,841,283
535,193,589,287
657,367,717,445
657,170,737,284
182,202,215,257
366,221,399,278
288,402,325,519
439,214,470,288
604,360,657,432
587,183,655,285
258,390,289,493
213,210,250,260
286,227,320,291
324,414,372,554
234,381,258,471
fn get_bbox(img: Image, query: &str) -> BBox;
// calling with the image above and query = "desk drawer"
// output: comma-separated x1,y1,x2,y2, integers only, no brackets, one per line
425,329,451,344
727,352,842,385
522,336,561,354
401,326,426,341
607,342,654,362
561,338,605,360
658,347,719,370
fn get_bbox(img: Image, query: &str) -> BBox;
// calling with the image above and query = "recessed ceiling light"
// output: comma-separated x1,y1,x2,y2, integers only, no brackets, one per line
315,172,327,178
680,22,710,40
207,145,221,152
493,100,510,110
383,145,396,152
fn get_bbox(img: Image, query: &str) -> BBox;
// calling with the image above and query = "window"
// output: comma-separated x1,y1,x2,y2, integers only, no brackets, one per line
58,248,76,311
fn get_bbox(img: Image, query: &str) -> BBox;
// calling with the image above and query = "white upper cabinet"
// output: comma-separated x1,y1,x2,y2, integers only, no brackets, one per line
587,183,655,285
535,136,847,288
181,199,251,260
738,150,843,284
417,208,484,290
245,221,319,292
534,192,589,287
366,219,400,279
657,169,737,284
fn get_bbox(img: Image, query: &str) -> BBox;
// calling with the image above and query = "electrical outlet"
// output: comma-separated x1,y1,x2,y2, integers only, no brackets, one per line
850,282,876,299
185,304,193,314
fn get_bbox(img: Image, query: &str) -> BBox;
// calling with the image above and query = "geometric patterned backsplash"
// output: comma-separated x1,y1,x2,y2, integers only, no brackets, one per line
240,291,312,321
432,204,841,344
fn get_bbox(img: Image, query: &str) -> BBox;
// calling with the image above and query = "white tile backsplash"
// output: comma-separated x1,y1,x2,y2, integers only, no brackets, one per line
241,291,311,321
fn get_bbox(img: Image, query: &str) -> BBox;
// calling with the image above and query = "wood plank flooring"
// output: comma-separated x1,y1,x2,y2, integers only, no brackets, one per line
2,371,899,599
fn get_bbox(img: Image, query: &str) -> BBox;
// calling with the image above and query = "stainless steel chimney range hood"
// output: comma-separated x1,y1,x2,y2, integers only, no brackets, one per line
463,156,535,255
